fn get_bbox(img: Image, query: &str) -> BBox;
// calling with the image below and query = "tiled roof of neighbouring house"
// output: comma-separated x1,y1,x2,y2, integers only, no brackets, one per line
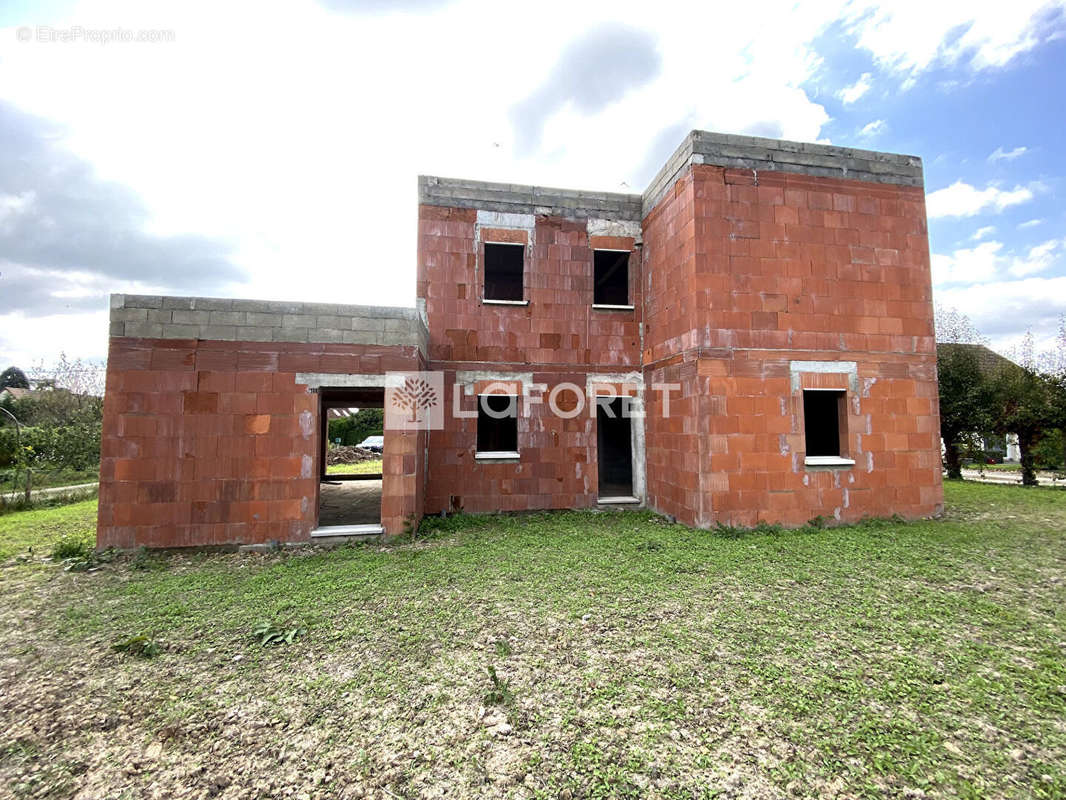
936,343,1020,376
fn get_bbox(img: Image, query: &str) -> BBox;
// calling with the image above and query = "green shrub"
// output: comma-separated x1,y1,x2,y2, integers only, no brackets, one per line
50,535,92,561
0,423,101,470
327,408,384,446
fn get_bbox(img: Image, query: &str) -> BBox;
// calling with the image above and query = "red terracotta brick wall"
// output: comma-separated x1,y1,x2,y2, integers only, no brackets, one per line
423,367,598,515
97,337,424,549
641,174,706,523
642,357,702,523
641,172,697,364
641,163,942,528
417,205,642,370
418,204,645,515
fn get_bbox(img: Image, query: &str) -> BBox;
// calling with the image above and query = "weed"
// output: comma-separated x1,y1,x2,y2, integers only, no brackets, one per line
112,635,161,659
252,619,307,647
130,546,152,570
711,521,746,539
50,535,91,561
483,664,514,708
494,638,513,657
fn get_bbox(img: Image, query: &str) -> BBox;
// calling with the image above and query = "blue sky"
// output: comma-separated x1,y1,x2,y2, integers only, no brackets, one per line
0,0,1064,365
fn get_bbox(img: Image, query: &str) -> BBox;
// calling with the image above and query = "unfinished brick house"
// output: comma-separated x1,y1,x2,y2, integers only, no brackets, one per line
97,130,944,549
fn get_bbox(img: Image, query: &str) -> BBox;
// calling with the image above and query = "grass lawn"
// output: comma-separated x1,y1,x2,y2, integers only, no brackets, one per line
325,458,383,476
0,467,99,492
0,499,97,560
1,482,1064,799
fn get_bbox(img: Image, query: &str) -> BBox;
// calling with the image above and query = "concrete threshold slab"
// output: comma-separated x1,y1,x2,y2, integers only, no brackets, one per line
310,524,385,540
597,496,641,505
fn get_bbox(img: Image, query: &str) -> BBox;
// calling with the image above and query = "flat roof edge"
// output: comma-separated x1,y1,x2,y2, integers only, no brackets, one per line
109,294,428,353
641,129,925,217
419,175,643,221
112,294,420,319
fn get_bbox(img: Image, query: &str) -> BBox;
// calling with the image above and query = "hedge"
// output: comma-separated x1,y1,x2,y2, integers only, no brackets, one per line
0,423,101,470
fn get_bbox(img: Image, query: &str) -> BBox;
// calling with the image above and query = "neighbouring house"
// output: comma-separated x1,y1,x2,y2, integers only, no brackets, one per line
936,342,1022,462
0,387,32,402
97,130,944,549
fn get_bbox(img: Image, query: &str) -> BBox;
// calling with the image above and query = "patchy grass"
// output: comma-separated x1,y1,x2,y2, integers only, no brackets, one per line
325,458,383,476
0,498,96,561
0,483,1064,799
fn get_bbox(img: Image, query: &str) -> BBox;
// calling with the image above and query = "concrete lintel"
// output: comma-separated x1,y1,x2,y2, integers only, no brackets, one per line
587,218,642,241
455,370,534,396
296,373,387,390
789,360,859,393
476,210,536,230
585,372,646,396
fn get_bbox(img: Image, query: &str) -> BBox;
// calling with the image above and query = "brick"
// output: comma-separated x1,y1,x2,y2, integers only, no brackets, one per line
183,391,219,414
244,414,271,435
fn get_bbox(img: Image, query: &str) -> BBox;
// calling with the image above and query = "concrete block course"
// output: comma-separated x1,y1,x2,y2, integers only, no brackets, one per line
643,129,924,217
110,294,429,353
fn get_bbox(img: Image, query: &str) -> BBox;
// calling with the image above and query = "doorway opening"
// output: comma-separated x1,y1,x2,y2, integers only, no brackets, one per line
597,396,636,502
316,387,384,532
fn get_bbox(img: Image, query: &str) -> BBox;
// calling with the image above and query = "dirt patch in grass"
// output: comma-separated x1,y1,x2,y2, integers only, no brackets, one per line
1,483,1065,799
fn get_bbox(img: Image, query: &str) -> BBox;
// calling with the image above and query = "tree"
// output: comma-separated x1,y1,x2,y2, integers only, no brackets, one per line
990,363,1056,486
937,345,993,479
0,366,29,390
327,408,384,446
23,353,104,427
934,305,988,345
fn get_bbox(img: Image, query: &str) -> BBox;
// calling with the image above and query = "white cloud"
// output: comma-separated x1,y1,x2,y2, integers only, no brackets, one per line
1008,239,1063,277
858,119,886,137
935,275,1066,350
989,145,1028,162
844,1,1066,78
972,225,996,240
838,72,872,103
1018,218,1044,228
926,180,1035,218
0,310,108,367
932,241,1004,285
932,238,1063,285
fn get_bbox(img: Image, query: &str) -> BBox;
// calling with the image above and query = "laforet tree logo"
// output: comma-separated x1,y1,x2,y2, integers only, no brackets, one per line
392,377,439,422
386,372,444,430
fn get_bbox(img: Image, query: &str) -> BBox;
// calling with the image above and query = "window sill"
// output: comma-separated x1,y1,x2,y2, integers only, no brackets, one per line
475,451,520,461
483,299,528,306
804,456,856,468
592,303,635,311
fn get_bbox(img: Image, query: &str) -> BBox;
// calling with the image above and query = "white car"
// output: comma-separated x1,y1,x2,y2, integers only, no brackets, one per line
357,435,384,453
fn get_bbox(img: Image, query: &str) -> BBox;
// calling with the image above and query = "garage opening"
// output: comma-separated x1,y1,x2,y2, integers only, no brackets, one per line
597,396,635,501
317,387,384,531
